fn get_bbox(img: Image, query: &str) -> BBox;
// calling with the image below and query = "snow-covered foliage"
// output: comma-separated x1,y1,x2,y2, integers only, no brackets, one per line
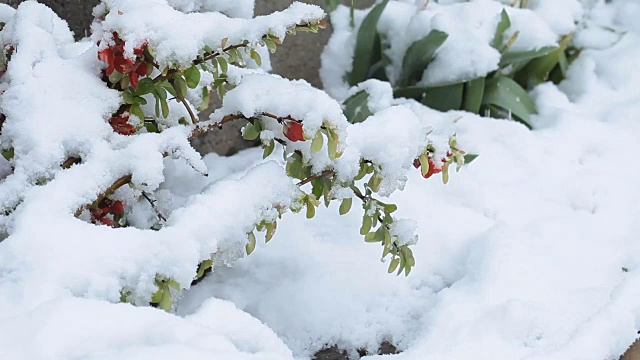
1,0,638,359
0,0,465,357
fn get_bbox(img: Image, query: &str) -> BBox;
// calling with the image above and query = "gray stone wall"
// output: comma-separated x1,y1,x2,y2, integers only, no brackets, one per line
0,0,373,155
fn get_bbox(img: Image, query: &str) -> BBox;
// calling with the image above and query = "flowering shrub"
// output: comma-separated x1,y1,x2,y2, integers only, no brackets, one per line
0,0,463,312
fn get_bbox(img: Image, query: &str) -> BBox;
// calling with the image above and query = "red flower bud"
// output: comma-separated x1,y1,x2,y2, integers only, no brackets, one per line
110,200,125,216
91,207,110,219
98,217,116,227
283,120,305,142
413,159,421,169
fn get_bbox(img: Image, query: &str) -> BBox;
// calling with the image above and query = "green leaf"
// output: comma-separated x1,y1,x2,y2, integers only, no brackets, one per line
400,30,449,86
265,222,277,242
263,38,277,54
306,200,316,219
327,133,338,160
250,49,262,67
421,83,464,112
135,77,155,96
491,9,511,50
464,154,479,164
158,290,172,311
481,76,535,128
388,258,400,274
326,0,339,12
145,121,159,133
242,123,260,141
1,148,14,161
311,132,324,153
197,87,210,111
339,198,353,215
348,0,389,86
383,203,397,213
133,96,147,106
419,154,430,177
184,65,201,89
515,34,573,89
311,178,324,199
354,162,368,181
462,77,486,114
122,91,135,104
130,104,145,121
246,231,256,255
151,289,163,303
196,259,213,279
173,75,188,98
360,215,372,235
499,46,557,67
343,90,372,124
161,98,169,118
263,140,275,159
218,57,228,73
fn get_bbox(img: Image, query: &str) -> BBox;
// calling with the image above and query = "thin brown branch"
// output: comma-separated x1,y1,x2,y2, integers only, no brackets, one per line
297,170,333,186
170,79,199,124
142,191,167,223
61,157,81,169
190,114,247,139
196,44,248,65
75,174,132,217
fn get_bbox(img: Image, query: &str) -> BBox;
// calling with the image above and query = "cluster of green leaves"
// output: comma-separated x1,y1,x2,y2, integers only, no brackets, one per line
345,1,579,129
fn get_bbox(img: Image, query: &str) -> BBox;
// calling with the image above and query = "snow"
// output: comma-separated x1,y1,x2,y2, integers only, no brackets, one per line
93,0,324,68
1,0,640,360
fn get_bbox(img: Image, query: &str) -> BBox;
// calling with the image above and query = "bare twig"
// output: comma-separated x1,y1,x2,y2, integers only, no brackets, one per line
170,79,199,124
61,157,81,169
297,170,333,186
142,191,167,223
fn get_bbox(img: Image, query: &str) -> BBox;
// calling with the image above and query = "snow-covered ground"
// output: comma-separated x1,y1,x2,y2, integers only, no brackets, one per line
1,0,640,359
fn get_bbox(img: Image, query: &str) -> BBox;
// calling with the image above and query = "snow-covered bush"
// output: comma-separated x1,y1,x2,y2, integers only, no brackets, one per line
0,0,464,312
321,0,582,128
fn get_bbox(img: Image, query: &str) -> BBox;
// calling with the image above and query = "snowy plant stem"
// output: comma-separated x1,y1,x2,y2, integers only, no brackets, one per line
169,79,199,124
142,191,167,223
74,174,133,217
61,157,81,169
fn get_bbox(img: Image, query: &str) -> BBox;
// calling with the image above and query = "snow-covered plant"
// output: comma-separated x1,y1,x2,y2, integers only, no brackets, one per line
322,0,580,128
0,0,463,312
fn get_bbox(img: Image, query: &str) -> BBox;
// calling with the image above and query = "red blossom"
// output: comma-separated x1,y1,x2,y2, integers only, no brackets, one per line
283,120,305,142
98,48,115,75
109,114,136,135
110,200,125,216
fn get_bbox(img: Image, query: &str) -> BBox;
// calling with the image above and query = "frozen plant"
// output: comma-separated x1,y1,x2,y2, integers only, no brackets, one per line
0,0,463,312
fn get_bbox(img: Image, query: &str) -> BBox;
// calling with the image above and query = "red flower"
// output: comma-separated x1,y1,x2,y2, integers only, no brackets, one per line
91,207,110,219
109,114,136,135
98,217,116,227
283,120,305,142
110,200,125,216
114,55,134,74
133,42,147,55
98,47,115,75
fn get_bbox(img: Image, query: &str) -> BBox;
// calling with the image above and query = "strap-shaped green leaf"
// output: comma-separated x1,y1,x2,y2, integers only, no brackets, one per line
515,34,573,88
400,30,448,86
348,0,389,86
421,83,464,112
491,9,511,50
462,77,486,113
343,90,373,123
482,76,535,128
500,46,557,67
